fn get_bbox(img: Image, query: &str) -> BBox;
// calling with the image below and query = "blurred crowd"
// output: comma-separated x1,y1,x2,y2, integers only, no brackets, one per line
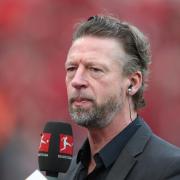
0,0,180,179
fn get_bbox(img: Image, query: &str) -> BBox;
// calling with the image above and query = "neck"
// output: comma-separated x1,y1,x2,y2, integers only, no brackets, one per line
87,108,137,156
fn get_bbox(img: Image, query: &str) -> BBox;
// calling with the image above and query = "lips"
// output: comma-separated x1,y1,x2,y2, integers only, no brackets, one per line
71,97,93,107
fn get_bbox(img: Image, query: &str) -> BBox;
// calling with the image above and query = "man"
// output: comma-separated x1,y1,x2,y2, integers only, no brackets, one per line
61,15,180,180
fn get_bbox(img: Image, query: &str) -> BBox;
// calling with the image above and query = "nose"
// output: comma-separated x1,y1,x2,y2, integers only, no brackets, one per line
71,66,88,89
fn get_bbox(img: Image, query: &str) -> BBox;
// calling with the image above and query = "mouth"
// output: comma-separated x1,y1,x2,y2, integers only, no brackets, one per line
71,97,93,108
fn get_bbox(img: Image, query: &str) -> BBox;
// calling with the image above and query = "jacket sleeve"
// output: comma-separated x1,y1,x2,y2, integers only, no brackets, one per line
159,157,180,180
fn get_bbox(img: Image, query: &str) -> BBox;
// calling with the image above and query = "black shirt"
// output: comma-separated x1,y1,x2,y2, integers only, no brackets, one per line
74,117,142,180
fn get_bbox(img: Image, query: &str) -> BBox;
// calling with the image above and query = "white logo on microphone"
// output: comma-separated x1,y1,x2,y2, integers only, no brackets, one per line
60,136,73,151
40,134,49,145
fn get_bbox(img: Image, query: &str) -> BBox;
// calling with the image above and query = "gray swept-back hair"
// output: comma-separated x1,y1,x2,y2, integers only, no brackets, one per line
72,15,151,110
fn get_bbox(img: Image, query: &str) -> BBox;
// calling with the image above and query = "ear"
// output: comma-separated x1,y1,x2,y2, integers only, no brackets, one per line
127,71,142,96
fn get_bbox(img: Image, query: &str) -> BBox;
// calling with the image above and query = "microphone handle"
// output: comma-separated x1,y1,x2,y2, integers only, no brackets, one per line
46,172,58,180
46,176,58,180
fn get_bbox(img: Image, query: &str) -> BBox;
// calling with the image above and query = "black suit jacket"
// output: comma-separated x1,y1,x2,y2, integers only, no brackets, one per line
59,120,180,180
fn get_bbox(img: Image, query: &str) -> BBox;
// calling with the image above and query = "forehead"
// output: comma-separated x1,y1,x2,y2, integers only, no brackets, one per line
66,36,126,66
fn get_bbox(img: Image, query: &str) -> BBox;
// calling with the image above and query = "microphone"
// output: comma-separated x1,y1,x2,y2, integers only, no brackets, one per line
38,121,73,179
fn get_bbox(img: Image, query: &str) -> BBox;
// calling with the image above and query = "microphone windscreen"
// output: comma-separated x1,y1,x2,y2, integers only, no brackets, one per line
38,122,73,175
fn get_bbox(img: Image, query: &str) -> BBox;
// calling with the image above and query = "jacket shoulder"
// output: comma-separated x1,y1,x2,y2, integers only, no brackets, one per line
127,124,180,180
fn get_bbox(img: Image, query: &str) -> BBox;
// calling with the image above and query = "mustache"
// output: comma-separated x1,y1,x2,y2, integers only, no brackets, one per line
69,92,95,104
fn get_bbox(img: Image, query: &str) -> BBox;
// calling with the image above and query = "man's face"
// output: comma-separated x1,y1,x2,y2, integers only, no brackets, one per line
65,36,128,128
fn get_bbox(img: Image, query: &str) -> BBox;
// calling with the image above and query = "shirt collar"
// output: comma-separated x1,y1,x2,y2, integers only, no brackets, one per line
77,139,91,167
98,116,142,168
77,116,142,168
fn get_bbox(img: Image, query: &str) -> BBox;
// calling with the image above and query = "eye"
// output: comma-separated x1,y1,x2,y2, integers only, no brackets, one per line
66,65,78,73
89,67,102,72
66,66,77,72
88,67,104,78
66,66,77,80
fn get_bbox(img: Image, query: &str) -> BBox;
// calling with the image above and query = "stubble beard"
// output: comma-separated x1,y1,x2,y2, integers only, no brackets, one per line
69,95,123,129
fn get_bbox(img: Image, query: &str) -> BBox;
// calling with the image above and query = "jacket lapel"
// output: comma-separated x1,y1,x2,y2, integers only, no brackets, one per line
106,149,137,180
106,120,152,180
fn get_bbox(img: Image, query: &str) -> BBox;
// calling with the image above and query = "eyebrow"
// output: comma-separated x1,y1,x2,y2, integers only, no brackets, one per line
65,61,109,71
65,61,76,67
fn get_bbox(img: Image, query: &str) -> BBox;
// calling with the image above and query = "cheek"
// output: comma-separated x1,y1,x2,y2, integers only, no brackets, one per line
65,83,71,98
94,83,118,102
65,76,70,87
95,80,125,102
65,76,72,90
